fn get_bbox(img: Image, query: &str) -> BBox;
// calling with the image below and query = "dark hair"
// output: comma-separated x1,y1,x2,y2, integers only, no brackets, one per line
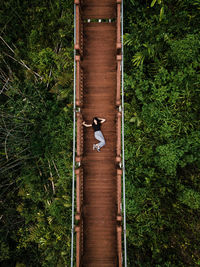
93,117,100,123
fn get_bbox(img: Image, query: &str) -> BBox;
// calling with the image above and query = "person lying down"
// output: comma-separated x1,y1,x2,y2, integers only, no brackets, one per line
82,117,106,152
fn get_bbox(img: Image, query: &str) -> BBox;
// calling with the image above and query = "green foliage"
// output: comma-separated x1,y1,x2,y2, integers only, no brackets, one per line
125,0,200,265
0,0,73,266
155,143,184,175
178,187,200,210
1,0,200,266
169,34,200,65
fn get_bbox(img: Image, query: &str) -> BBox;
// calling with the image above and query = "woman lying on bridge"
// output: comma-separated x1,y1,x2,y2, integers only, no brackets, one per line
82,117,106,152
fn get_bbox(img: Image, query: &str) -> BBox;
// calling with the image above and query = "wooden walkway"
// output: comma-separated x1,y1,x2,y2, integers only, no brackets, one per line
74,0,123,266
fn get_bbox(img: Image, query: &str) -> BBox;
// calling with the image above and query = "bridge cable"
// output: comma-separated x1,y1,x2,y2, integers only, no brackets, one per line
121,1,128,266
71,3,76,267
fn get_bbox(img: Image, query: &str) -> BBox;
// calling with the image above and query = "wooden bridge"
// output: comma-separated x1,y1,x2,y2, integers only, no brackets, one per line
73,0,124,266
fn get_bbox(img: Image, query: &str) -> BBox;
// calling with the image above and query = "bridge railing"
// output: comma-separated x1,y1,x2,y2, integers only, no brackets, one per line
75,112,84,266
116,55,122,106
75,167,83,267
76,112,84,163
116,0,122,107
117,225,122,267
74,0,83,54
116,111,121,163
74,0,83,108
75,168,83,220
116,111,122,267
116,1,124,266
75,224,81,267
116,0,122,50
75,55,83,107
117,168,122,218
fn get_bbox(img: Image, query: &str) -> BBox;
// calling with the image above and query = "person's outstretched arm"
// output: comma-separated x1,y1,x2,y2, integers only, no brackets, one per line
82,121,92,127
98,118,106,123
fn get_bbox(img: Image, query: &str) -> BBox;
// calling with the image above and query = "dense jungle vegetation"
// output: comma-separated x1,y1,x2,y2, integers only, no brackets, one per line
0,0,200,266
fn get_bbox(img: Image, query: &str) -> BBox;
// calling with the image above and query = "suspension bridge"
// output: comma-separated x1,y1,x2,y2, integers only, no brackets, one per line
71,1,126,266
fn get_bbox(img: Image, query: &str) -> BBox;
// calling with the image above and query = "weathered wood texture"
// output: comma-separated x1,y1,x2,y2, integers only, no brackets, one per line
75,0,122,266
81,21,118,266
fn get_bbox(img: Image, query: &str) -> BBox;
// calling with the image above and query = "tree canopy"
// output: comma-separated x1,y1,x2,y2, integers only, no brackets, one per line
124,0,200,265
0,0,200,266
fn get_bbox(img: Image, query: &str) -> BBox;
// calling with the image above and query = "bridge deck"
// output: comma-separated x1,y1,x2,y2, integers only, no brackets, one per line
82,21,117,266
74,1,122,266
